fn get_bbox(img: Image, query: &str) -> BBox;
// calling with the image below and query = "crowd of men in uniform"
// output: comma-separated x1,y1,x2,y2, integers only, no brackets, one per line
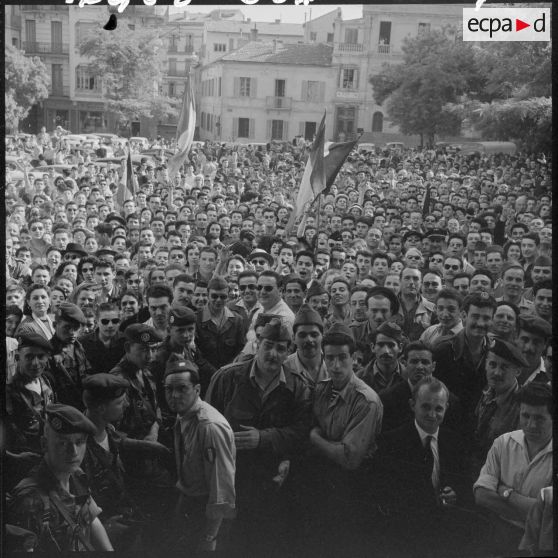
4,130,553,557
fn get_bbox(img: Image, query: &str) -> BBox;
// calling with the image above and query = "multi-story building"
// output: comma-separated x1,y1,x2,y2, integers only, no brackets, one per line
5,5,22,49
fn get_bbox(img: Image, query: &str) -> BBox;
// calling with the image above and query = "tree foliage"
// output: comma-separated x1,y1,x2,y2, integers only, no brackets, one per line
5,45,50,132
79,27,179,129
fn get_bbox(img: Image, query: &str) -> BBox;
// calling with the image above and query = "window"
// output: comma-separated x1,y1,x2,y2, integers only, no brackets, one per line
218,77,222,96
229,38,235,51
379,21,392,45
372,112,384,132
344,28,358,44
238,118,250,138
326,32,334,43
169,35,178,52
310,32,317,41
76,65,100,91
51,21,62,52
51,64,63,94
169,82,175,97
214,43,226,52
185,35,193,53
271,120,284,140
240,77,251,97
12,37,19,47
418,22,431,36
341,68,358,89
25,19,36,43
75,22,96,46
275,79,286,97
169,59,177,75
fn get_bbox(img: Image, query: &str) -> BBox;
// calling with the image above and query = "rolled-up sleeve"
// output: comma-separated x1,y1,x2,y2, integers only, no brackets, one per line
473,436,502,493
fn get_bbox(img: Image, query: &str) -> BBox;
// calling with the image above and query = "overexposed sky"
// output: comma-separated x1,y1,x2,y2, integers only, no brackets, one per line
169,4,363,24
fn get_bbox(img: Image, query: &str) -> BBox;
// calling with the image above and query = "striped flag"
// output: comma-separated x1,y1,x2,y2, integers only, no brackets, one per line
115,146,136,209
324,139,358,190
285,111,326,234
168,75,196,180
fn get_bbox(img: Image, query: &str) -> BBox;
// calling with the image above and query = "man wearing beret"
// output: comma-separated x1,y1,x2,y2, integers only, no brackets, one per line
164,354,236,553
516,315,552,386
48,302,93,410
206,318,311,556
283,304,328,390
474,338,529,463
305,281,330,319
195,276,246,369
6,404,114,552
6,334,55,455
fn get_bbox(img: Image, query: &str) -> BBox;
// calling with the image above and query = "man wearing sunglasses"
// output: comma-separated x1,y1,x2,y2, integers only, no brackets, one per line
82,303,126,375
195,276,246,369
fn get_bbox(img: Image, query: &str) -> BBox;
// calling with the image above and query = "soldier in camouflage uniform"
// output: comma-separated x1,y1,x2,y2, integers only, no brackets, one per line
48,303,93,410
6,405,113,552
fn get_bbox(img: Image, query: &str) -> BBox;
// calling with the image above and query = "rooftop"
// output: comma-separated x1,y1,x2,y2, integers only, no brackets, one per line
220,40,333,65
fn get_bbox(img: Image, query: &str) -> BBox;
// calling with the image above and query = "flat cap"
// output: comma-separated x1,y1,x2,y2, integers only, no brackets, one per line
294,303,323,332
46,404,97,436
426,229,448,240
164,353,199,377
367,286,400,314
518,315,552,340
56,302,87,325
247,249,274,265
208,276,229,291
169,305,196,327
124,323,164,345
376,321,404,343
63,243,87,258
259,318,292,342
17,332,53,353
82,373,129,400
324,322,354,342
488,338,529,369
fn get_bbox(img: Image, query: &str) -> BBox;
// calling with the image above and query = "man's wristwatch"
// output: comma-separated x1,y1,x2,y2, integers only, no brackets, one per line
502,488,514,500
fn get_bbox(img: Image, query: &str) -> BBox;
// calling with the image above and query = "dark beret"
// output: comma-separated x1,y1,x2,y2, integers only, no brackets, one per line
324,322,354,342
82,373,129,401
95,223,114,235
293,303,323,332
169,305,196,327
17,333,53,352
488,338,529,369
56,302,87,325
164,353,199,377
62,243,87,258
402,230,424,243
254,313,281,330
376,321,404,343
260,318,292,342
518,315,552,340
306,281,327,299
124,324,164,345
96,248,118,258
367,286,400,314
105,213,126,227
46,404,97,436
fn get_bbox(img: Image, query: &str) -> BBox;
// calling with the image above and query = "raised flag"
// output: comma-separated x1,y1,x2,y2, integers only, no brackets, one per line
422,181,432,218
168,75,196,180
115,147,136,209
324,139,358,190
285,111,326,234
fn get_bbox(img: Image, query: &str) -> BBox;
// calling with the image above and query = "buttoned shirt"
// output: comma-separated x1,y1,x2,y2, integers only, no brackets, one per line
474,430,553,527
283,352,328,390
312,374,383,467
358,360,404,395
419,321,463,350
174,399,236,519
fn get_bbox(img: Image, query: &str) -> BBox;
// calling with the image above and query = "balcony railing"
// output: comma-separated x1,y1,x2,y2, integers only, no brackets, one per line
49,85,70,97
266,96,292,110
24,41,69,55
335,42,364,53
377,44,391,54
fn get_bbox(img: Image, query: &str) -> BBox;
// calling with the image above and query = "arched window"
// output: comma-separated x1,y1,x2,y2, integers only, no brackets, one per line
372,111,383,132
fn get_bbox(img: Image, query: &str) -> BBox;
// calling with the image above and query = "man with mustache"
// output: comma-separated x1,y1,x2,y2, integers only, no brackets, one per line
48,303,93,410
495,264,534,316
516,315,552,387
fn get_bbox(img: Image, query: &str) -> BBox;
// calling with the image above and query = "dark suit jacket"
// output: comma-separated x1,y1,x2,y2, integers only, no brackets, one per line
380,381,463,434
373,421,472,514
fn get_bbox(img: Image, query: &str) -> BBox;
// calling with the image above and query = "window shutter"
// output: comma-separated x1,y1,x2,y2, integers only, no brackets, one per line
267,120,272,140
338,67,343,88
233,117,238,138
319,82,325,102
301,80,308,101
251,78,257,98
299,122,305,136
249,119,255,139
355,70,360,89
283,121,289,141
234,77,240,97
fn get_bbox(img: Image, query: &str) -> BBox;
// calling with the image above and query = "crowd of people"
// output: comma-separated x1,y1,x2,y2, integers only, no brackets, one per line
4,127,553,557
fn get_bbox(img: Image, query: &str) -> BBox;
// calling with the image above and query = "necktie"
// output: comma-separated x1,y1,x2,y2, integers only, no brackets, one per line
425,435,440,493
174,418,183,485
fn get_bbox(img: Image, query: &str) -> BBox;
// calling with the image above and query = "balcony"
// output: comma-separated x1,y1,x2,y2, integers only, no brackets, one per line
266,96,292,110
49,86,70,97
335,42,364,53
377,44,391,55
24,41,69,55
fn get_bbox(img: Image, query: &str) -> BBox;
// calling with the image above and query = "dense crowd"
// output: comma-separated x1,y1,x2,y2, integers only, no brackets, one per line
4,127,553,557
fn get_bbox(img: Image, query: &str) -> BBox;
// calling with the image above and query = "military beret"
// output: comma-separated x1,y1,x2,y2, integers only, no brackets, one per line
518,315,552,340
426,229,448,240
487,338,529,369
124,323,164,345
306,281,327,299
402,230,424,243
46,404,97,436
95,223,114,235
533,255,552,267
367,286,400,314
164,353,199,377
17,332,53,353
82,373,129,401
259,318,292,342
376,321,404,343
169,305,196,327
294,303,323,332
208,276,229,291
56,302,87,325
254,313,281,330
324,322,354,342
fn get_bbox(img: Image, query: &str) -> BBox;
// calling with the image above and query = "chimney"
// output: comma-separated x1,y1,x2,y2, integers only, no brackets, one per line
250,25,258,41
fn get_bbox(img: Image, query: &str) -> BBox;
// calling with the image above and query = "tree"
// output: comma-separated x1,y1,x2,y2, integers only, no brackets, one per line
5,45,49,133
369,29,484,146
79,27,179,133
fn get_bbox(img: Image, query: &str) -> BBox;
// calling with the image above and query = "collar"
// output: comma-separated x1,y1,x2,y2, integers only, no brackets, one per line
202,305,235,322
177,398,202,426
523,359,546,385
249,358,287,390
510,429,553,458
415,419,439,444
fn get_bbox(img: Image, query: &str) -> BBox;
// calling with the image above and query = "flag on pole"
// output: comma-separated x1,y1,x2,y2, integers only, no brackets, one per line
323,139,359,190
168,74,196,180
115,146,136,209
422,181,432,217
285,111,326,234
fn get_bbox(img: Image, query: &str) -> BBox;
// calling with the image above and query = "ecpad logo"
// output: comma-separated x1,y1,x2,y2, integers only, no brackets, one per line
463,8,550,42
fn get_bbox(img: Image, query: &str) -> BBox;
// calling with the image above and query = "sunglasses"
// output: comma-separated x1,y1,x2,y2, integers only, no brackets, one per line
346,255,356,261
239,284,257,291
210,294,228,300
256,285,275,292
252,259,268,266
430,258,443,264
100,318,120,325
64,254,79,260
423,282,441,288
30,226,44,232
444,264,460,271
